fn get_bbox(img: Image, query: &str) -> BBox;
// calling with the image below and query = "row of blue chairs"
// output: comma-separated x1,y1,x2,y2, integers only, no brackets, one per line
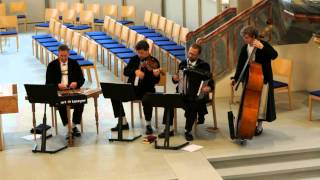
32,19,100,86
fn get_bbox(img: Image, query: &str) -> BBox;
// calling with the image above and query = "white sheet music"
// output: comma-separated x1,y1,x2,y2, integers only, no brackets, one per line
197,80,210,98
178,70,184,94
21,134,41,141
182,144,203,152
134,76,139,86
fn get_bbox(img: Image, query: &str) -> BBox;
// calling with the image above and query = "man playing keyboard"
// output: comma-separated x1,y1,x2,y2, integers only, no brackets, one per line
46,44,85,138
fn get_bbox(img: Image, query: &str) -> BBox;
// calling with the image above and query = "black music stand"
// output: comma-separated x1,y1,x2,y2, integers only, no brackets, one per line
24,84,68,154
100,82,142,142
142,93,189,150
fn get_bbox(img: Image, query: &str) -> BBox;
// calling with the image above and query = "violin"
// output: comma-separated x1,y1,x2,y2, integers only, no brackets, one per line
141,56,164,75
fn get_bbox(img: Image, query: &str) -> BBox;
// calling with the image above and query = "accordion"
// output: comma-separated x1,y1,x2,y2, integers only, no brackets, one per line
178,68,211,97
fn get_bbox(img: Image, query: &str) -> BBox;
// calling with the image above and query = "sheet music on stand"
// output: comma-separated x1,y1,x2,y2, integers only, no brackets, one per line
178,69,185,94
197,79,210,99
178,68,211,98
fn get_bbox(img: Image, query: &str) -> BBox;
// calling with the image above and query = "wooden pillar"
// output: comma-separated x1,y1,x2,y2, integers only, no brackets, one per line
237,0,252,13
182,0,186,27
45,0,49,8
198,0,202,26
161,0,165,17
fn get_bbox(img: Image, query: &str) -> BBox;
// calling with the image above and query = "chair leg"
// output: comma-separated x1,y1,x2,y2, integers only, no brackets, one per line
212,103,218,130
0,115,4,151
108,52,112,71
24,19,27,32
131,101,135,128
51,107,55,128
45,51,49,66
308,96,313,121
159,47,162,68
86,68,92,82
94,67,100,87
32,39,34,56
120,62,124,81
168,56,171,74
173,108,177,132
0,37,2,53
54,107,58,135
230,84,235,104
193,116,198,135
80,118,84,133
288,88,292,110
40,47,44,64
101,47,105,66
35,42,39,60
138,102,142,119
114,57,118,77
155,107,158,129
16,36,19,52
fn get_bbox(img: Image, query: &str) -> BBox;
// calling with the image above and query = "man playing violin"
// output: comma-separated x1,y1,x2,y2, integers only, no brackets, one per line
110,40,161,135
231,26,278,136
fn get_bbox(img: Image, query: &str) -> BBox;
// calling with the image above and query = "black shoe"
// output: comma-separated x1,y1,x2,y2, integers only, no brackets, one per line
72,127,81,137
111,123,129,132
184,132,193,141
145,125,153,135
255,127,263,136
197,115,205,124
158,130,174,139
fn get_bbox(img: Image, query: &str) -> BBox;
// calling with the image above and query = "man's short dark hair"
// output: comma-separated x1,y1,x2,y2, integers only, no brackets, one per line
135,40,149,51
240,25,259,38
190,43,202,55
58,44,70,52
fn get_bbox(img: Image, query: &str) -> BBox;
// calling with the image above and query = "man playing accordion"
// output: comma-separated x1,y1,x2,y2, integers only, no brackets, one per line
159,43,214,141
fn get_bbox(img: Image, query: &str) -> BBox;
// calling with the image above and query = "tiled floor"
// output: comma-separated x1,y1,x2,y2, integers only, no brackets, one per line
1,33,320,179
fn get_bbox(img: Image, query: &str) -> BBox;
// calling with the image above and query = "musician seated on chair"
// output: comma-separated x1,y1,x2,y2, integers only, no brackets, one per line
46,44,85,138
110,40,161,135
231,25,278,136
159,43,214,141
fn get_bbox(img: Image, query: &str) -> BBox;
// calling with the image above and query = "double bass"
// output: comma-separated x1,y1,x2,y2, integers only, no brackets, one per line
228,45,264,143
237,47,264,139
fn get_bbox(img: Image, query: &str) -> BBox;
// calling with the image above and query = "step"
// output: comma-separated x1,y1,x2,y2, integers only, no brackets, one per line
236,170,320,180
217,158,320,179
208,146,320,162
165,152,223,180
208,147,320,179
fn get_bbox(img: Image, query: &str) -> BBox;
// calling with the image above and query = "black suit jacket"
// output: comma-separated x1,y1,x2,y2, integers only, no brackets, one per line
173,58,214,90
46,59,85,89
233,40,278,122
234,40,278,84
124,55,160,92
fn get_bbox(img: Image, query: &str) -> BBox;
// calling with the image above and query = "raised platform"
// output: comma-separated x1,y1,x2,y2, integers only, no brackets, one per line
1,33,320,179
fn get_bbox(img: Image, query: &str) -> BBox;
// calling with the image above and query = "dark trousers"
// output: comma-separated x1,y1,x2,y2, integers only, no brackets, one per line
111,89,154,122
162,99,208,132
58,104,84,126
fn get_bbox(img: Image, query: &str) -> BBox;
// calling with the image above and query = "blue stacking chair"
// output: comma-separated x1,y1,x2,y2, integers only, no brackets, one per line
32,19,57,58
127,10,152,30
117,6,136,26
34,9,59,34
0,16,19,53
129,25,148,30
272,58,293,110
309,90,320,121
68,10,94,33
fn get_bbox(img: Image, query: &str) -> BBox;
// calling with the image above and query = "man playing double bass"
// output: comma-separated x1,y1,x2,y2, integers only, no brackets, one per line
231,25,278,136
